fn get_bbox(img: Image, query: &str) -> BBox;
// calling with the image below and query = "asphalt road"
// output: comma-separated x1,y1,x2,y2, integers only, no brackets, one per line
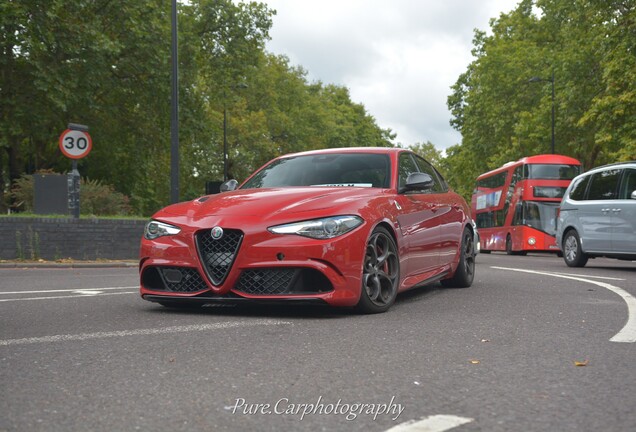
1,254,635,432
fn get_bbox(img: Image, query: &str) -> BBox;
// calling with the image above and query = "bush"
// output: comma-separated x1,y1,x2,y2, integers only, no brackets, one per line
80,178,132,216
9,172,132,216
10,174,35,212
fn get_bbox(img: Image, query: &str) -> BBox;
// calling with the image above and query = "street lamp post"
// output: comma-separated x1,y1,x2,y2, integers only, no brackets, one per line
170,0,179,203
223,107,228,181
529,71,555,154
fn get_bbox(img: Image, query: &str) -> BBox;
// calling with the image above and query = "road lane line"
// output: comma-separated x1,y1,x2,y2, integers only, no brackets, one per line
542,271,624,281
385,414,473,432
0,320,292,346
0,286,137,295
492,266,636,343
0,291,136,302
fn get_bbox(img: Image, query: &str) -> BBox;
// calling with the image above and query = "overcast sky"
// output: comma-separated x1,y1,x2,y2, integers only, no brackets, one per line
259,0,521,151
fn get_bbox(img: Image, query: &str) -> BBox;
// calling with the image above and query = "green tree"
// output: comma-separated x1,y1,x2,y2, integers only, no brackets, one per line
447,0,635,194
2,0,397,216
410,141,443,169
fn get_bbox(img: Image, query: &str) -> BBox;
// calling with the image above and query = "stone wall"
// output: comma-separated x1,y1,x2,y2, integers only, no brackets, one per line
0,217,146,260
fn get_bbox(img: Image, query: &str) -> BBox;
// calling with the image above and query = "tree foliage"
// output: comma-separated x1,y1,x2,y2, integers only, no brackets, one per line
3,0,632,214
0,0,394,215
447,0,636,200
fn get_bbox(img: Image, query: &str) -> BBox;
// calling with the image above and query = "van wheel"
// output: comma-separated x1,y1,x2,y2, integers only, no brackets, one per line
563,230,588,267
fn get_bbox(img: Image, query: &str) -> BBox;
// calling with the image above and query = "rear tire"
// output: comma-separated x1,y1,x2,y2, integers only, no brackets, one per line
563,230,588,267
441,227,475,288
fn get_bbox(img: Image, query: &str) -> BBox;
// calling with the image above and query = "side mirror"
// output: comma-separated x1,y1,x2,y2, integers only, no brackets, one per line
631,190,636,200
401,172,434,193
220,179,239,192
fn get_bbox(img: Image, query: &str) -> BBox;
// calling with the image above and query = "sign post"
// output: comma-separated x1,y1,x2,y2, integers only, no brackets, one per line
59,124,92,218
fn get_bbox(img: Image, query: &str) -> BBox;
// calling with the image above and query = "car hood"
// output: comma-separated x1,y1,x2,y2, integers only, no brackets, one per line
155,187,385,225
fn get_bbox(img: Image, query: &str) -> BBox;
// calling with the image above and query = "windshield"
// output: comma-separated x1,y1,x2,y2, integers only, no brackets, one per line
521,201,560,235
527,164,580,180
241,153,391,189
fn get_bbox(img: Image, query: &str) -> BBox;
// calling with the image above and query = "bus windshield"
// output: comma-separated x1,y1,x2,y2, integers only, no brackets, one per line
526,164,580,180
518,201,560,235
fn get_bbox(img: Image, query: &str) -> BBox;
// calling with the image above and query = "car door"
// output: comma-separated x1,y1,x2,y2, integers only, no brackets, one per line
394,153,440,279
611,168,636,253
578,168,622,252
412,155,464,267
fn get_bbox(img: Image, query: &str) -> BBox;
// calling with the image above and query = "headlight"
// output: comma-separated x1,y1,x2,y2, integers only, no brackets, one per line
144,220,181,240
269,216,363,239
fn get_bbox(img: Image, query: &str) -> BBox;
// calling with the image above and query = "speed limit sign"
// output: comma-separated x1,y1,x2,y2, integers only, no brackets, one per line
59,129,92,159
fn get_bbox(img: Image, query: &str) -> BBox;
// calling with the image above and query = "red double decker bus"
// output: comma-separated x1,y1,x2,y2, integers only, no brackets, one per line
472,154,582,254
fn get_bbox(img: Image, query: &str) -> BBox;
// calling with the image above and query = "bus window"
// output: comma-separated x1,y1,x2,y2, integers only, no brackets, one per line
527,164,580,180
523,201,559,235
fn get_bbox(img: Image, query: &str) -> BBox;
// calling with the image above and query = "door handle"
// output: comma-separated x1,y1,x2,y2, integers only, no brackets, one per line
612,208,621,213
601,208,610,214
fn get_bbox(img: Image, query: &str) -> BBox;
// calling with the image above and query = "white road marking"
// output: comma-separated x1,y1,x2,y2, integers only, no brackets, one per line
492,266,636,343
542,271,624,281
0,320,292,346
385,414,473,432
72,290,102,295
0,291,136,302
0,286,137,295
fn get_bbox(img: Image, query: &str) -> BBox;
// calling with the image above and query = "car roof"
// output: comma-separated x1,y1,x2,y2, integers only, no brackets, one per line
582,161,636,174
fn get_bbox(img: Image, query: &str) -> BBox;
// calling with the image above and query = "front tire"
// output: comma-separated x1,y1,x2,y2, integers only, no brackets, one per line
356,226,399,314
441,227,476,288
506,234,514,255
563,230,588,267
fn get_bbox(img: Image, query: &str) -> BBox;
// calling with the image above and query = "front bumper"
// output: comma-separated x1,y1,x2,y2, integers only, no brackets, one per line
139,224,368,307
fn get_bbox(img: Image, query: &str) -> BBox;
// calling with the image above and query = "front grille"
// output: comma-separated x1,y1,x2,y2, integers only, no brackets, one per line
160,267,207,292
235,269,298,295
195,229,243,285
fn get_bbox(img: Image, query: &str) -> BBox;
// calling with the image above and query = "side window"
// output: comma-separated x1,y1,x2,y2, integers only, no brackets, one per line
413,155,445,193
569,175,590,201
398,153,421,190
511,165,524,188
587,169,622,200
618,169,636,199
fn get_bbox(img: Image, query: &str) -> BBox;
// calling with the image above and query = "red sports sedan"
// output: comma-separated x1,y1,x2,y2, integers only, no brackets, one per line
139,147,476,313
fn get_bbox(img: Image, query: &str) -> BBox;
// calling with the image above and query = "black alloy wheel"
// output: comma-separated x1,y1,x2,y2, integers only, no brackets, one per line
441,226,475,288
357,226,399,313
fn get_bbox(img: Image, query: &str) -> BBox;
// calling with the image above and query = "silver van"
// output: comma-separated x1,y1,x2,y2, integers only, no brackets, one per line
556,161,636,267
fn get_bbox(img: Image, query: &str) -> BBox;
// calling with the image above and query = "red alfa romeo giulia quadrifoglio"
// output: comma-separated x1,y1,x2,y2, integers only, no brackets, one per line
139,147,476,313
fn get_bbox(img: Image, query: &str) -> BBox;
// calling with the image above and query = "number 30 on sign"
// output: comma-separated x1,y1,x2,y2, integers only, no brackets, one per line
59,129,92,159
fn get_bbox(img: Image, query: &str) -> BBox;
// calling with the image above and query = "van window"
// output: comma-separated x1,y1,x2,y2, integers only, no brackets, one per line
587,169,621,200
569,175,590,201
619,169,636,199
